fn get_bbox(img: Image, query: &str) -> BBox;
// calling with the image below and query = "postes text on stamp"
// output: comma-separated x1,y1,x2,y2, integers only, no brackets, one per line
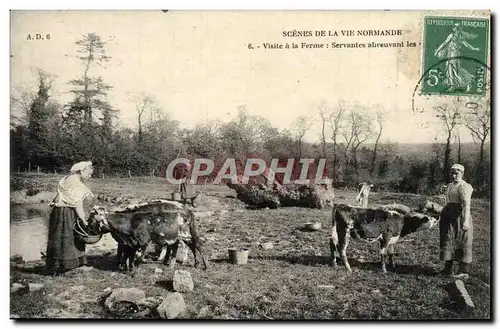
421,16,489,96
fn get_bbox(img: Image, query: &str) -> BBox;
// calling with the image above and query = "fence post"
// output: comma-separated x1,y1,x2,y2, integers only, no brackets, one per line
37,166,40,173
28,162,31,172
128,170,132,179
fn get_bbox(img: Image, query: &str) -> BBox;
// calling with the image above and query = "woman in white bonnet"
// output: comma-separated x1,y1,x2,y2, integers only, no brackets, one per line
45,161,94,275
439,163,474,278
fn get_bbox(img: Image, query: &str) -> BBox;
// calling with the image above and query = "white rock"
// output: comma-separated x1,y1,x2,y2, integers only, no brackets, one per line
173,270,194,292
156,292,186,319
10,283,25,293
28,283,44,291
261,242,274,250
104,288,146,310
449,280,475,312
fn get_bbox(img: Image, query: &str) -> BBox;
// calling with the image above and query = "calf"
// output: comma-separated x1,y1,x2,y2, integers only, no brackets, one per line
329,204,437,273
88,200,208,271
147,204,208,270
355,182,373,208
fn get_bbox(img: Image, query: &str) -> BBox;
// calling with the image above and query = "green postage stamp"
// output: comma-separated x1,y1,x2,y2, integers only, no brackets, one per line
421,16,489,96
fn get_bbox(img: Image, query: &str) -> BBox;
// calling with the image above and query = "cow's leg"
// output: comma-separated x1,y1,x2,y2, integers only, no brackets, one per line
340,235,351,272
135,247,147,267
379,239,390,274
194,239,208,270
169,241,179,270
196,245,208,270
329,228,338,268
387,244,395,270
128,249,136,271
117,244,126,271
386,236,399,270
157,244,167,262
337,225,351,272
176,240,189,265
184,238,208,270
163,244,172,266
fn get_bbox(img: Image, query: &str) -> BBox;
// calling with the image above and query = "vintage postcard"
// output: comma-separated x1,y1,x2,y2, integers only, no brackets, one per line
10,10,491,320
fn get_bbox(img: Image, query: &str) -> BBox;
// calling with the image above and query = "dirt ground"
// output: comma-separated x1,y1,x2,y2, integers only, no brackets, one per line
10,174,491,319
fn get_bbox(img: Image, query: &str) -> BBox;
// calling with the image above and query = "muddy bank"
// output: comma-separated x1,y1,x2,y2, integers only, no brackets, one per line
11,189,55,205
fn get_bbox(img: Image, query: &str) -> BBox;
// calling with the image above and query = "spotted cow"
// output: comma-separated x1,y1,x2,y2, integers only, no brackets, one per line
329,204,438,273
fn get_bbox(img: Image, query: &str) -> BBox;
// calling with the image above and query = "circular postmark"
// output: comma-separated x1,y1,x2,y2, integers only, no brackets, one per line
411,56,491,130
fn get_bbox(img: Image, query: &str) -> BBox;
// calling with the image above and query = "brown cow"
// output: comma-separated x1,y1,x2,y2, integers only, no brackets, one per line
330,203,438,273
88,199,208,271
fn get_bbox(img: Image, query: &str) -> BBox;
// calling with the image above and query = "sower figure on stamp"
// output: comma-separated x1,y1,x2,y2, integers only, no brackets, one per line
434,22,480,93
439,163,474,279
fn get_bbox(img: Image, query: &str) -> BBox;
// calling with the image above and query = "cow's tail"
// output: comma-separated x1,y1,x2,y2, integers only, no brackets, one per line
331,204,338,230
330,204,339,266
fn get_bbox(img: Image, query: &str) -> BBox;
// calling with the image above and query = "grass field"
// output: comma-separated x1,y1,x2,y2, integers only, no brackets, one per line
10,173,491,319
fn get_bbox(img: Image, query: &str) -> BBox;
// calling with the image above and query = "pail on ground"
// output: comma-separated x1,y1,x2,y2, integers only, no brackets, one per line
228,248,250,265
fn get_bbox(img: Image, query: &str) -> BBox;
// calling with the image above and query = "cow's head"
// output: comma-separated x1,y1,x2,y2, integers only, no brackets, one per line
88,205,110,233
402,212,438,236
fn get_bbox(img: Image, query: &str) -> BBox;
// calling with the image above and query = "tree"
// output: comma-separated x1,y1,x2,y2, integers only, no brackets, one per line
338,104,373,174
22,69,60,169
67,33,113,123
220,106,273,158
129,93,155,143
10,84,36,128
292,116,313,158
435,102,462,182
454,127,462,164
371,109,386,174
328,100,347,174
62,33,116,171
464,104,490,187
318,100,329,158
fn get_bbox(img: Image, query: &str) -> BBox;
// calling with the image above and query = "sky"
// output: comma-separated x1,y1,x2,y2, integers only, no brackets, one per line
10,10,491,144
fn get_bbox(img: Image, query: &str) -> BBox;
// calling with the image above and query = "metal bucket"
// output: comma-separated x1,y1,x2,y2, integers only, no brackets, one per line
172,192,182,201
228,248,250,265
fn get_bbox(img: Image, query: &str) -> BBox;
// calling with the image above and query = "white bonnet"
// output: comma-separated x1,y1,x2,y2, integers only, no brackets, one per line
70,161,93,174
451,163,465,172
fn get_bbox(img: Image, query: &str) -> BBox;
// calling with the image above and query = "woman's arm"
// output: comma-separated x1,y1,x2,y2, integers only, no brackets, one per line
434,33,453,56
462,40,479,51
458,183,473,230
76,202,88,225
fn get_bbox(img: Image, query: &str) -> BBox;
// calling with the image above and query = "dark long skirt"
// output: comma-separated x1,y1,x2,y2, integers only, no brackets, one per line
45,206,87,274
439,202,473,263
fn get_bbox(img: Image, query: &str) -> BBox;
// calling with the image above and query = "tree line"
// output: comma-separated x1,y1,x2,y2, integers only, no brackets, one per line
10,33,491,197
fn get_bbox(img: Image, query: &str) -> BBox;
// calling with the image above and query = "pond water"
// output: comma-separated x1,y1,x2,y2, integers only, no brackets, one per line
10,204,51,261
10,204,116,262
